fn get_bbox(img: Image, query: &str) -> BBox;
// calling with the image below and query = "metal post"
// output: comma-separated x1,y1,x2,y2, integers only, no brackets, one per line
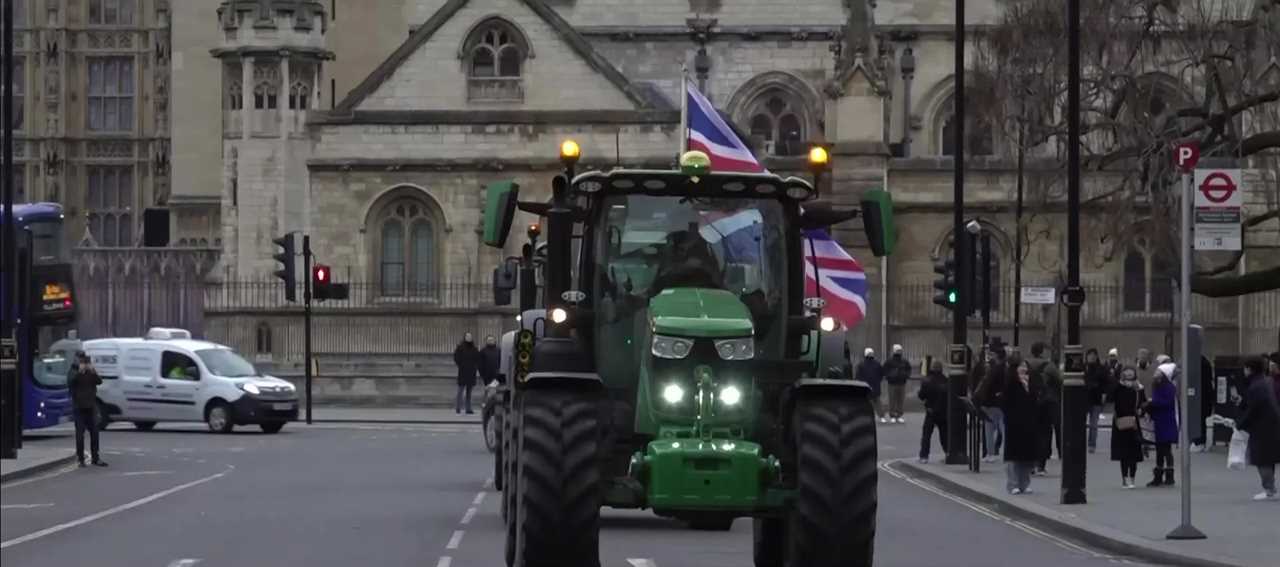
1168,173,1206,540
946,0,969,466
0,0,17,460
981,233,991,345
1014,118,1024,348
1061,0,1087,505
303,235,313,425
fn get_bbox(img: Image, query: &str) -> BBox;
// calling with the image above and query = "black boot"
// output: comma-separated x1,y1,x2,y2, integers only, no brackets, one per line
1163,467,1174,486
1146,468,1164,487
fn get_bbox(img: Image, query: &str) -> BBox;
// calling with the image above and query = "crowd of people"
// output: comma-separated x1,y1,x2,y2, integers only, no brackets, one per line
903,342,1280,501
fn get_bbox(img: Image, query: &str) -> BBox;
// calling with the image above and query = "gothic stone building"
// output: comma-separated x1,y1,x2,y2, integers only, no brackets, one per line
147,1,1280,390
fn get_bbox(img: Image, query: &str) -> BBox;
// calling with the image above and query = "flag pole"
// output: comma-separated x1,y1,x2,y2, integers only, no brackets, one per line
679,64,689,156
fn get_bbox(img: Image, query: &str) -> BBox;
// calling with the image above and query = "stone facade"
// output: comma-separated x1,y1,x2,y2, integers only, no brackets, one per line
154,0,1279,370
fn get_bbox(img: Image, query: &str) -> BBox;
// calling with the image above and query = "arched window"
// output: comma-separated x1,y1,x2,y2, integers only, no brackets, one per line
465,19,528,101
228,80,243,110
288,81,310,110
253,81,278,110
938,94,995,157
745,91,807,156
1122,241,1174,313
376,198,439,297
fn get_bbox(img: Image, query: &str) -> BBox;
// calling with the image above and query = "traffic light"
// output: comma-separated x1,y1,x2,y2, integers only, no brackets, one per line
933,258,958,311
273,234,297,303
311,264,349,302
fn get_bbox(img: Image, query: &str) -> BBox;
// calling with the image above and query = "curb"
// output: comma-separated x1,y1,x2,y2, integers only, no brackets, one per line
1,453,78,484
892,460,1248,567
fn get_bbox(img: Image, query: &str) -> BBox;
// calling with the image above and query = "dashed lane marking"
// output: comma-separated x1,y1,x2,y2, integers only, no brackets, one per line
167,559,202,567
435,557,452,567
121,470,175,477
0,465,234,550
460,507,477,525
1,504,55,510
446,530,465,550
627,559,659,567
472,492,485,506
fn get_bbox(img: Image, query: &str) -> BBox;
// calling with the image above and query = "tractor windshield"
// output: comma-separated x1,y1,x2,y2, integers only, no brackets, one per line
595,194,786,316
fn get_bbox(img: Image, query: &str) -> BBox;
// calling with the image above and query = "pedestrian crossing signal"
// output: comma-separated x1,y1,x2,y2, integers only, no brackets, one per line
311,264,349,302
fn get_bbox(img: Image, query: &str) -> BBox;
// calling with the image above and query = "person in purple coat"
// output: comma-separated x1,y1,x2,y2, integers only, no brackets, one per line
1143,362,1179,487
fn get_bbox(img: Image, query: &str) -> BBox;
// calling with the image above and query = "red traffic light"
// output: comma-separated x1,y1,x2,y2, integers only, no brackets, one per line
313,265,330,283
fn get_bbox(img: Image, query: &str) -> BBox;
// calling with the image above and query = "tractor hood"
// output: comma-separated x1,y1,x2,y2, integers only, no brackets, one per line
648,288,754,339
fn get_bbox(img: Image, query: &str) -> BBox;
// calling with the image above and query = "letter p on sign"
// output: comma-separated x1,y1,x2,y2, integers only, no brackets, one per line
1174,141,1200,173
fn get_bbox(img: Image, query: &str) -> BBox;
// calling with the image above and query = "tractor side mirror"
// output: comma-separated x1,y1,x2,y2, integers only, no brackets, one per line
798,200,859,230
493,261,518,306
860,189,897,257
482,181,521,248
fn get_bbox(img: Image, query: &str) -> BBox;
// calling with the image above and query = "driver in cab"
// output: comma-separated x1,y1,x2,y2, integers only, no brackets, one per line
649,224,723,294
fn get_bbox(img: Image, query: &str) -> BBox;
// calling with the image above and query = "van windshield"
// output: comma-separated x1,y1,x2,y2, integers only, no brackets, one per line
195,349,258,378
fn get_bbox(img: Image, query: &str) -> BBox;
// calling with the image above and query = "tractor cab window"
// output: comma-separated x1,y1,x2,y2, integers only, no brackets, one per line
595,194,786,316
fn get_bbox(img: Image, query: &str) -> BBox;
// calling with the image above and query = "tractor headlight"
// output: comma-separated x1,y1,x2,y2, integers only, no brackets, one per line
819,316,838,332
719,385,743,406
652,335,694,359
661,384,685,404
550,308,569,324
714,338,754,360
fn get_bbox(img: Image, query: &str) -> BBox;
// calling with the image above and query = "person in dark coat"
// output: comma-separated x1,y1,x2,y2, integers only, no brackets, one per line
1236,356,1280,500
884,344,912,424
1110,366,1146,488
453,333,482,414
1144,362,1179,487
1028,342,1062,474
67,352,107,467
917,360,949,463
1002,357,1041,494
1084,348,1110,454
479,335,502,386
854,348,886,422
975,346,1008,462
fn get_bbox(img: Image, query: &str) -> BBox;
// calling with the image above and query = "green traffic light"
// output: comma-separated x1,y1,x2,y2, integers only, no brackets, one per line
948,290,958,304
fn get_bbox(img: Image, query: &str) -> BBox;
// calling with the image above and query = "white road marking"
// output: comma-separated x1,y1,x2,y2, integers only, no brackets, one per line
446,530,465,550
121,470,174,477
880,460,1112,559
167,559,202,567
0,466,233,550
1,504,55,510
460,507,478,525
627,559,658,567
483,477,494,489
472,492,485,506
435,557,452,567
0,463,78,489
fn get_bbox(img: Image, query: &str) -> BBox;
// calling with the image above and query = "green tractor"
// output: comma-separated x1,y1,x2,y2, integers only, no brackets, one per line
485,144,895,567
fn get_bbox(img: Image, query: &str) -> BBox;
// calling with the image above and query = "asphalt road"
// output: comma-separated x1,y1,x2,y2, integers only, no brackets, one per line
2,418,1153,567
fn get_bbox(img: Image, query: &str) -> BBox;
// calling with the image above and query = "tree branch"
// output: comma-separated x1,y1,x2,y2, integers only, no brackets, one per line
1192,266,1280,298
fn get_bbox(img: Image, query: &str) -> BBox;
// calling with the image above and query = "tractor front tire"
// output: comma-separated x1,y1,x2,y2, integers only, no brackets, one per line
788,395,877,567
753,517,787,567
512,387,603,567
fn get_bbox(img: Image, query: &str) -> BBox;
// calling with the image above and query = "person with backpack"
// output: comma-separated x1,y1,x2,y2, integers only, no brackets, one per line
975,344,1008,463
918,360,950,463
1028,342,1062,475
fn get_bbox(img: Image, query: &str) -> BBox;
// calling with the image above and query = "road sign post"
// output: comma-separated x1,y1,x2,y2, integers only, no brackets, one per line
1168,168,1206,540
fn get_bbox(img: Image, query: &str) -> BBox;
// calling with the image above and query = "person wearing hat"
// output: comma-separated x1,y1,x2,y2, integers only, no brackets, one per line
884,344,912,424
1143,362,1179,486
855,348,886,423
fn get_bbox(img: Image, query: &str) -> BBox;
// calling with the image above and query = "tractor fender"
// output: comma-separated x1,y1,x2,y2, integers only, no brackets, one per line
814,330,849,377
522,337,602,391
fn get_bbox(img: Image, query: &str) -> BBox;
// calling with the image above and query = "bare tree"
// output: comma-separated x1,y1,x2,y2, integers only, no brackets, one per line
971,0,1280,297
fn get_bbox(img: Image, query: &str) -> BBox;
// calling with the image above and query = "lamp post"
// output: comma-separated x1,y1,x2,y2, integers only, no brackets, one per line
1061,0,1087,505
1012,54,1029,350
1,0,19,459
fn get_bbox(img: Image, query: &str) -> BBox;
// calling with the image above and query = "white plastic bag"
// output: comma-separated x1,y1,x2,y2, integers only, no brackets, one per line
1227,429,1250,471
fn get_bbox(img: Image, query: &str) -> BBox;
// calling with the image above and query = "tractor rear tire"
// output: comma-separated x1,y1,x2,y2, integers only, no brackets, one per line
753,517,787,567
504,394,520,565
512,387,603,567
787,395,877,567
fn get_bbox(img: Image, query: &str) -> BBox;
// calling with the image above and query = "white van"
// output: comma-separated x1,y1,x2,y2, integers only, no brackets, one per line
84,327,298,433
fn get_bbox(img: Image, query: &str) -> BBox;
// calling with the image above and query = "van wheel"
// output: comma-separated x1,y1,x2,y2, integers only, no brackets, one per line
206,402,234,433
260,422,285,434
96,401,111,431
133,421,157,431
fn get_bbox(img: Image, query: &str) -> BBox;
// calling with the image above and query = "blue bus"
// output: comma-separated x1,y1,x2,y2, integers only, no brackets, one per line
1,202,77,430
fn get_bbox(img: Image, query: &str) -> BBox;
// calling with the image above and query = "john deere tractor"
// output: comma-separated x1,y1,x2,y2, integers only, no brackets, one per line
485,142,895,567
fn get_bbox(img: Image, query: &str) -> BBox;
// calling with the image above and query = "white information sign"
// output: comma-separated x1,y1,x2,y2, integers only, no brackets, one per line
1192,169,1243,251
1020,287,1056,305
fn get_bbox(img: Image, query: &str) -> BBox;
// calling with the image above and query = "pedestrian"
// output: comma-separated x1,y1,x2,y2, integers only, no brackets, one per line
479,335,501,387
1143,362,1179,487
1235,356,1279,501
918,359,950,463
1111,366,1146,488
975,344,1008,463
1002,357,1041,494
1028,342,1062,475
1085,348,1109,454
884,344,912,424
855,348,886,423
453,332,482,414
67,352,107,468
1105,348,1123,383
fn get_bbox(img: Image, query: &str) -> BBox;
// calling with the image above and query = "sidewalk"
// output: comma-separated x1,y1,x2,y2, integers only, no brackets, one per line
885,417,1278,567
307,406,483,424
1,443,77,484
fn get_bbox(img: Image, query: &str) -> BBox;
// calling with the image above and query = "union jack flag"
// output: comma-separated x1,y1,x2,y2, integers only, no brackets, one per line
804,229,869,329
684,80,769,174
